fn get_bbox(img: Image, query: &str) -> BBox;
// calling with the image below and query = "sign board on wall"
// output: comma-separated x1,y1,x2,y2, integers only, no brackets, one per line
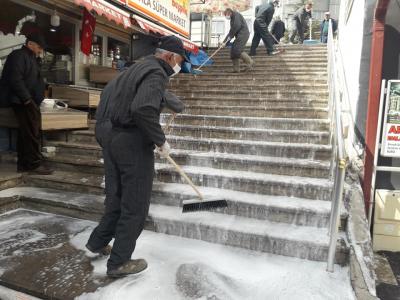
381,80,400,157
115,0,190,37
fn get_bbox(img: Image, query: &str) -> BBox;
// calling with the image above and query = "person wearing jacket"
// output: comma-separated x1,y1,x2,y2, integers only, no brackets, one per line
0,33,53,175
223,8,253,73
320,12,338,43
271,16,286,44
289,2,312,44
249,0,280,56
85,36,188,278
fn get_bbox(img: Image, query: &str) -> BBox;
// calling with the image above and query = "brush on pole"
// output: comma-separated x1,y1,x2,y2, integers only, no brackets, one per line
163,154,228,213
270,33,286,54
194,42,226,72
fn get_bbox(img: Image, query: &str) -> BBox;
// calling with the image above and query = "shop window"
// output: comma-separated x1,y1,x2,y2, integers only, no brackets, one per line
0,0,75,84
212,21,225,36
106,37,130,69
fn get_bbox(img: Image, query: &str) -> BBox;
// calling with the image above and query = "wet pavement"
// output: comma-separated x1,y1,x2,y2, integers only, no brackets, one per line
0,209,113,300
376,251,400,300
0,208,355,300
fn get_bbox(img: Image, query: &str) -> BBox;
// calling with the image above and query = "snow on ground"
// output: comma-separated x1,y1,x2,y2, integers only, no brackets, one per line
71,226,355,300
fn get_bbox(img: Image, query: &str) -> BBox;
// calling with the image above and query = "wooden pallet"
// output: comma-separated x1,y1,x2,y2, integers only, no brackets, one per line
0,108,88,131
51,86,101,108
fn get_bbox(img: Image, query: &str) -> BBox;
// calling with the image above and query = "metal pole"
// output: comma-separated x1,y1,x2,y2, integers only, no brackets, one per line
327,159,346,272
309,18,312,40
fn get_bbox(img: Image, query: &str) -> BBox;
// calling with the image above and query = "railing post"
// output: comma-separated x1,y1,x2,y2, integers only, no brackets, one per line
327,158,346,272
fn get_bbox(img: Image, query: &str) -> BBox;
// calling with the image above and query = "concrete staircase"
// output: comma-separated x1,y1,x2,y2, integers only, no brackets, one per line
21,44,348,264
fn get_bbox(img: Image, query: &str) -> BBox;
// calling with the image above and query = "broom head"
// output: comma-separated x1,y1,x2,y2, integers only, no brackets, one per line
182,197,228,213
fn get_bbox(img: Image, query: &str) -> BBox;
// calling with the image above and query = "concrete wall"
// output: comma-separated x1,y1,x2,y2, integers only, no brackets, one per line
337,0,376,151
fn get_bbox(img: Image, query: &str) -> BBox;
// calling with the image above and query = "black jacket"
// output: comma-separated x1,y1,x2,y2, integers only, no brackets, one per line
293,7,312,24
224,11,250,42
97,55,174,147
0,46,45,107
272,20,286,39
255,3,275,27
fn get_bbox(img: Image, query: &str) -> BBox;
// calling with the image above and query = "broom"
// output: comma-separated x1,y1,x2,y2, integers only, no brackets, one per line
194,42,227,72
270,33,286,54
159,114,228,213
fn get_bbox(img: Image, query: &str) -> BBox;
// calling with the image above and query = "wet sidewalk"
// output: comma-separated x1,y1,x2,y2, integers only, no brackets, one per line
0,209,355,300
376,251,400,300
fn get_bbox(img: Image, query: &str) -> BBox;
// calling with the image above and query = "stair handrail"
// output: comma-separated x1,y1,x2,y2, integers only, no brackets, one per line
326,19,348,273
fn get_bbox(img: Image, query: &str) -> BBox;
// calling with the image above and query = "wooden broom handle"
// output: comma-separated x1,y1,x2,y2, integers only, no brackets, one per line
165,154,204,200
195,43,226,71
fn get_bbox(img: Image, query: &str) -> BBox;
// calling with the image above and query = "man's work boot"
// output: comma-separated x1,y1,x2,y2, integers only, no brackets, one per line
28,165,54,175
241,53,254,72
86,243,112,256
107,259,148,278
232,59,240,73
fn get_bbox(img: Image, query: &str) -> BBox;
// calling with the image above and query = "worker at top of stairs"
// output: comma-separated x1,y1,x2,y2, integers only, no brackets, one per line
249,0,281,57
85,35,188,279
222,8,254,73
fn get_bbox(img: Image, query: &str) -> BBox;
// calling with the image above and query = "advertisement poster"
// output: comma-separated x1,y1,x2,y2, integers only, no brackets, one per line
381,80,400,157
116,0,190,37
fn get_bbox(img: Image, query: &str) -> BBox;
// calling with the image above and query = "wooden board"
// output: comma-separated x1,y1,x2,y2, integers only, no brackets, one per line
51,86,101,108
0,108,88,131
89,65,119,84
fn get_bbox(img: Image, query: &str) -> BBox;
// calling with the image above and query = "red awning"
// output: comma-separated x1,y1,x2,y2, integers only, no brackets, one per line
74,0,131,28
133,15,198,54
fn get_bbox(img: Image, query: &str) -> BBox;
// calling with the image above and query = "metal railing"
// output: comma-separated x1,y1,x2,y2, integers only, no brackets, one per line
326,20,348,273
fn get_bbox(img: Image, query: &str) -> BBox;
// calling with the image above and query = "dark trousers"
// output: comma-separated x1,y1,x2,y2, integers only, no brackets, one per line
250,20,274,55
87,126,154,270
12,102,42,171
290,20,305,44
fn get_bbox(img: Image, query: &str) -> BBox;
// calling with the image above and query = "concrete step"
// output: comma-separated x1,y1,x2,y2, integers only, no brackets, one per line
47,137,332,160
40,156,334,200
200,66,327,73
173,90,328,100
209,62,327,68
160,114,330,131
177,97,327,107
45,149,330,178
169,81,328,89
0,187,347,264
154,163,333,200
67,125,329,144
197,70,327,76
174,74,327,82
181,105,329,119
0,164,22,192
170,83,328,92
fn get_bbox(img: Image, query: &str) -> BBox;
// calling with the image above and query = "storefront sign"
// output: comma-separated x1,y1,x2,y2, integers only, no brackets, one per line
74,0,132,28
133,15,198,53
381,80,400,157
116,0,190,38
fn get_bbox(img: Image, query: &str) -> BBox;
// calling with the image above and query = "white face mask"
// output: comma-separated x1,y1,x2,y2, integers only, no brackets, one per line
170,55,181,77
225,16,231,20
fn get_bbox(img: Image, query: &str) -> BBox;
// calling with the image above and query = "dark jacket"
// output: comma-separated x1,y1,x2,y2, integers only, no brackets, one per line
272,20,286,40
0,46,45,107
97,55,174,147
255,3,275,28
293,7,312,24
320,18,338,37
224,11,250,59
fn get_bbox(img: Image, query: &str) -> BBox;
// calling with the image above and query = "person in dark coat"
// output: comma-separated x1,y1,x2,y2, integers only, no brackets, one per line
0,33,53,175
271,16,286,44
289,2,312,44
249,0,280,56
86,36,188,278
320,12,338,43
223,8,253,73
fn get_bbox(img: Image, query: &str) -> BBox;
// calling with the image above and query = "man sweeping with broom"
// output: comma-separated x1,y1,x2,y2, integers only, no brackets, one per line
223,8,253,73
85,36,189,278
